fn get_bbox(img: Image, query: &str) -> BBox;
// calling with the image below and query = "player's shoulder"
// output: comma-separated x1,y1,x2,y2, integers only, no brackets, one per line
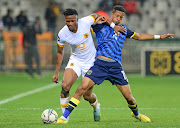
58,25,69,38
79,15,94,24
119,24,131,32
120,24,127,29
79,17,88,24
58,25,69,34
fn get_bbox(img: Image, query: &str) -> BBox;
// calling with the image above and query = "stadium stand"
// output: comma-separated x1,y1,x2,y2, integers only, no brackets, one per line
0,0,179,37
0,0,179,72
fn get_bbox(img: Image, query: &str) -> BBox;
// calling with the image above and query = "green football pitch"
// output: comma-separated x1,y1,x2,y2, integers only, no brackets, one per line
0,73,180,128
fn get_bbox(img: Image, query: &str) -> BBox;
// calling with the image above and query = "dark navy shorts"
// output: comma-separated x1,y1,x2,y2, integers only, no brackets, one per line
85,57,129,85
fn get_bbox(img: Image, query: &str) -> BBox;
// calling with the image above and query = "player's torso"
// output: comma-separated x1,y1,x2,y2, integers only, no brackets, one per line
95,24,127,62
96,25,126,46
63,19,96,61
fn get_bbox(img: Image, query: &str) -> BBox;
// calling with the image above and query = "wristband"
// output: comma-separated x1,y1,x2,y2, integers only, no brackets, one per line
110,22,115,28
154,35,161,39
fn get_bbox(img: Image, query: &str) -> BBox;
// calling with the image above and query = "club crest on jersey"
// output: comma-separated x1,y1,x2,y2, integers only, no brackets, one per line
78,43,85,49
87,70,92,75
84,33,89,38
70,63,74,66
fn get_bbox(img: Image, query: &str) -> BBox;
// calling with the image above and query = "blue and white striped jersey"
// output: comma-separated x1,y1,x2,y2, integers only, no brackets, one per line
92,23,135,64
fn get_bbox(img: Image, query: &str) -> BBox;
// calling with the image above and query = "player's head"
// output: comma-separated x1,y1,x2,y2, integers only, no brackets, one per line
111,5,125,25
63,8,78,32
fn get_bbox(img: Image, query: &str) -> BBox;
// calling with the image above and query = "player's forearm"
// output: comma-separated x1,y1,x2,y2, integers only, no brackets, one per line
134,33,173,40
106,19,113,26
91,13,111,25
55,52,63,74
135,33,155,40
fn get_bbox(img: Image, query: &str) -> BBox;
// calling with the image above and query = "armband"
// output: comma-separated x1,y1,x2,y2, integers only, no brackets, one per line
154,35,161,39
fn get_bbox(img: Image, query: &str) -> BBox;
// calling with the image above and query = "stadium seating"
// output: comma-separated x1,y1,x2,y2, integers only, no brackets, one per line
0,0,179,37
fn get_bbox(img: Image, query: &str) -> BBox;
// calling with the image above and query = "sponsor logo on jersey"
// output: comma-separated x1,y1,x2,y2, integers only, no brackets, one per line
84,33,89,38
78,43,85,49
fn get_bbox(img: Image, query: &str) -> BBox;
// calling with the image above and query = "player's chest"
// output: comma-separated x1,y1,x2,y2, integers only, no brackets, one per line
65,30,91,46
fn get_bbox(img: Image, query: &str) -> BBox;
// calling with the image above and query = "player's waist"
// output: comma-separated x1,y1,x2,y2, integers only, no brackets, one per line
71,53,96,62
97,55,116,62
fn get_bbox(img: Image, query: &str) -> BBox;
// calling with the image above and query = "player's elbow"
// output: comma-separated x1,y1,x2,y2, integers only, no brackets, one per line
134,35,145,40
58,50,63,54
91,13,99,19
133,36,141,40
133,33,141,40
56,51,63,56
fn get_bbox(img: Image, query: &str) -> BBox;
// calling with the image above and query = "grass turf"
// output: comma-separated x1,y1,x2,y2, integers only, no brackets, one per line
0,73,180,128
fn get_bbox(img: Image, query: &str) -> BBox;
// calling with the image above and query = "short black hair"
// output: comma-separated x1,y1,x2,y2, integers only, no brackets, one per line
63,8,78,16
112,5,125,13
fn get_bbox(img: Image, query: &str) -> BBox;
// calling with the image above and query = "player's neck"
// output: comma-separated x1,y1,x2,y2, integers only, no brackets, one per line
72,25,78,33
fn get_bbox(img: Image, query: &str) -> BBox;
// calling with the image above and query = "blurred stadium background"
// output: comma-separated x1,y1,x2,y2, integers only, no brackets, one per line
0,0,179,74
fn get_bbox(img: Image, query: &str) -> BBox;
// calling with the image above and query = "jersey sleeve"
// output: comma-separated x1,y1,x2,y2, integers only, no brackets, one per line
57,34,65,47
81,15,95,26
126,26,135,38
92,23,106,33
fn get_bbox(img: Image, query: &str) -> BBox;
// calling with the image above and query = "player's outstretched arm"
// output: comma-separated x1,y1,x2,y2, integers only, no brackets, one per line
132,33,174,40
52,45,64,83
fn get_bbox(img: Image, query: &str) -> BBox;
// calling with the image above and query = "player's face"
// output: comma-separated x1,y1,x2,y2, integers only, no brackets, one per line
111,11,124,25
64,15,78,32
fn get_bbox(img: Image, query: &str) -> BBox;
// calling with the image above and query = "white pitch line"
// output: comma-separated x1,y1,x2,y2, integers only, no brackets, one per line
0,83,60,105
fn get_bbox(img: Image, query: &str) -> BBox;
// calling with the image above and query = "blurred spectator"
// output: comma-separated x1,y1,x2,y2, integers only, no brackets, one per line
97,0,111,20
98,0,111,12
34,17,42,33
45,2,59,35
123,0,142,18
16,10,28,31
137,0,146,6
0,19,4,31
113,0,124,6
2,9,14,31
23,17,42,78
0,18,4,40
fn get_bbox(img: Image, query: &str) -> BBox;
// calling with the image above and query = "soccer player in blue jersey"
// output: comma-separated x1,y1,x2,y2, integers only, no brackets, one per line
58,5,174,124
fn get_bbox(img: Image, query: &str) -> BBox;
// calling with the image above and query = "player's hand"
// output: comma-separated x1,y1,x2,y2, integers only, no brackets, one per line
52,73,59,84
160,33,174,39
114,25,127,35
95,16,106,24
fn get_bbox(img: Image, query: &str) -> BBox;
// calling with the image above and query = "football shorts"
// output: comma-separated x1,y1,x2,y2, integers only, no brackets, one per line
85,57,129,85
65,57,94,78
